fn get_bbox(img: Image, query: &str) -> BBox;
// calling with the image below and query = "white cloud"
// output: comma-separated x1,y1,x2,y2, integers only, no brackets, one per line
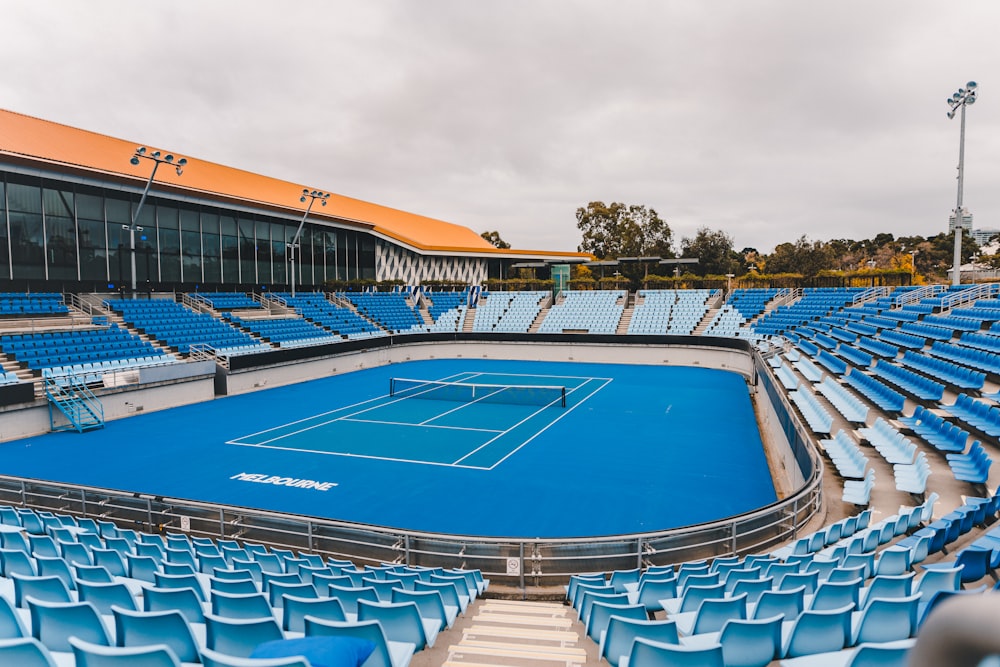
2,0,999,253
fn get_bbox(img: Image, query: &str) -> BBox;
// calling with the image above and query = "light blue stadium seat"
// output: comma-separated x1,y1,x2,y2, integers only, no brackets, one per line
303,616,414,667
29,598,111,653
113,606,201,664
70,636,182,667
204,613,285,659
0,637,57,667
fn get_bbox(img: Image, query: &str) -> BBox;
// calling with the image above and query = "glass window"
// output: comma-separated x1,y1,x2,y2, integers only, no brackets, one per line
0,180,9,280
238,217,255,284
179,208,198,232
7,181,42,214
9,211,45,279
221,214,239,284
78,217,106,282
43,187,73,218
46,214,77,280
182,229,202,283
76,192,103,220
201,212,220,283
105,198,130,285
271,222,287,284
255,219,271,284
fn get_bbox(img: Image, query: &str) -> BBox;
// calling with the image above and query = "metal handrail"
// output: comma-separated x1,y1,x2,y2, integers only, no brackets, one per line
1,346,823,591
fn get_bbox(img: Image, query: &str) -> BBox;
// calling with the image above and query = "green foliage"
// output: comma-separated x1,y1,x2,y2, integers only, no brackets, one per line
576,201,673,259
480,230,511,249
680,227,740,276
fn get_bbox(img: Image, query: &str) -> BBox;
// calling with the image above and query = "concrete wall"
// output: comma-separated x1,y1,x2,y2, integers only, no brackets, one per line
0,374,216,442
222,338,756,396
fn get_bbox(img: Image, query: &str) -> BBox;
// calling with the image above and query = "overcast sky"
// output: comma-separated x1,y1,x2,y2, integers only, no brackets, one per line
3,1,999,254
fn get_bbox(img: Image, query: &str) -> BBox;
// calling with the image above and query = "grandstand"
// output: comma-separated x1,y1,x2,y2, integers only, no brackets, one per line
3,107,1000,664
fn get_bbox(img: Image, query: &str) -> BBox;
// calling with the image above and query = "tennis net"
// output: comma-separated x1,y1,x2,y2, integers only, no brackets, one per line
389,377,567,408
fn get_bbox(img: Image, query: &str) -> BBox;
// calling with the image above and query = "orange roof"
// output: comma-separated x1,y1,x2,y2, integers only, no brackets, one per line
0,108,587,256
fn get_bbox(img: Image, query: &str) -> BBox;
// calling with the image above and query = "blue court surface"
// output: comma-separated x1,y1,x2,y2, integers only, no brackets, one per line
0,359,777,538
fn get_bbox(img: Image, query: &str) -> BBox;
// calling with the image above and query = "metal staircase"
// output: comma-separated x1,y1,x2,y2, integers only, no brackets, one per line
44,375,105,433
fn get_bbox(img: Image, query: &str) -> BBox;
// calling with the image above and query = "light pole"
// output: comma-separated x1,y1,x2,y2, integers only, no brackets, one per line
289,189,329,297
126,147,186,295
946,81,977,286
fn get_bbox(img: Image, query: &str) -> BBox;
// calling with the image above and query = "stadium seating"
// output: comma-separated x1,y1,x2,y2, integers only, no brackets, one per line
105,298,267,356
540,290,625,334
0,326,179,386
472,291,547,333
343,292,423,333
275,293,383,339
0,292,69,316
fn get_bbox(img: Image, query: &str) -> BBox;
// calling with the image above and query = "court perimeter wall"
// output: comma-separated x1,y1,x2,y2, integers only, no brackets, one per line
0,334,824,590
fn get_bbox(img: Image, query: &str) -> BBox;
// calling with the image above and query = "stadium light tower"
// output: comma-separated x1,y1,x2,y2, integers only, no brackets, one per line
946,81,977,286
126,147,187,295
289,189,330,297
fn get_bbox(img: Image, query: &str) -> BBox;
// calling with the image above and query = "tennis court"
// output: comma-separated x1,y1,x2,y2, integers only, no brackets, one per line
228,371,611,469
0,358,777,538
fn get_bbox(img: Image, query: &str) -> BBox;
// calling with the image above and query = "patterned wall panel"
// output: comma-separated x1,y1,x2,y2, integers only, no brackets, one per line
377,242,488,285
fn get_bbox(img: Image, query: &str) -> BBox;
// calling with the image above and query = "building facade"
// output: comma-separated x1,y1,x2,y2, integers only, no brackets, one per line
0,109,583,292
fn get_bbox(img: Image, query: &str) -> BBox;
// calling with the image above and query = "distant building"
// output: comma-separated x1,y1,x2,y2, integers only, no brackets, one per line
972,228,1000,246
949,208,973,233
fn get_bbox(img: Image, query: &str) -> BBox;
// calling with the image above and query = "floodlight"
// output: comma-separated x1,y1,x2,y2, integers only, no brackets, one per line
967,81,977,89
151,151,160,158
177,158,187,167
967,96,976,105
130,157,140,165
136,147,146,155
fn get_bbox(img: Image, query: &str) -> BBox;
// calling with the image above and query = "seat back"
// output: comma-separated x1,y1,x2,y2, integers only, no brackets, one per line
861,573,915,609
302,617,406,667
717,614,782,667
204,614,283,659
201,646,310,667
810,578,862,611
112,606,199,663
390,588,451,630
627,637,724,666
143,586,206,624
281,595,346,633
853,594,920,645
209,576,259,596
210,590,274,620
357,599,429,651
635,577,677,612
0,595,28,639
691,593,748,635
915,565,963,599
77,581,137,615
846,642,913,667
782,604,853,658
678,582,727,613
0,637,57,667
601,617,678,667
586,601,646,643
753,585,805,620
328,585,380,615
12,573,72,608
29,599,110,652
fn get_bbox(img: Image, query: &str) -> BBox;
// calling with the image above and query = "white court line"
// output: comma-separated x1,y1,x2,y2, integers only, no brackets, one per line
230,441,491,470
449,379,599,466
229,369,609,469
227,370,477,446
340,417,502,433
485,377,613,469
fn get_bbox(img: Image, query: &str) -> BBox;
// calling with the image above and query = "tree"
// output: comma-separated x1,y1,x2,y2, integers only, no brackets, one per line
764,236,832,277
575,202,673,259
681,227,738,276
480,230,510,249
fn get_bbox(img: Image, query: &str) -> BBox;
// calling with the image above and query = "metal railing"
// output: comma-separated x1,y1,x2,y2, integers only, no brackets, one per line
1,344,823,591
893,284,946,308
940,282,999,311
851,286,892,305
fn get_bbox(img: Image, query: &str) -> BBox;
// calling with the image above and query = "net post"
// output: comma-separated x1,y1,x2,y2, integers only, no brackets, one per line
561,387,566,408
389,378,395,397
